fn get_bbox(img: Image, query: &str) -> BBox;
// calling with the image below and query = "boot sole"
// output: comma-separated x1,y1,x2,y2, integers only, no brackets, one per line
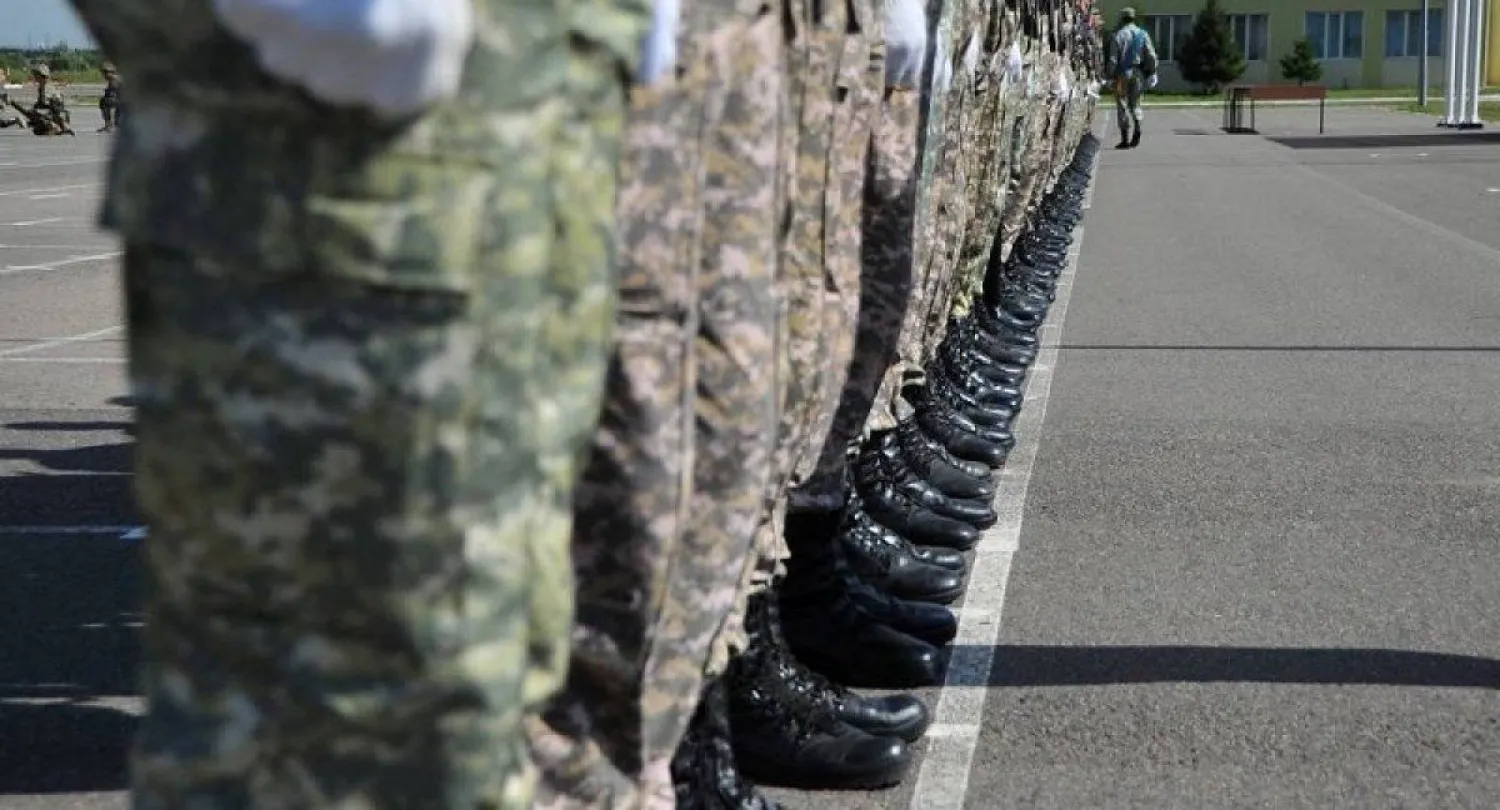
737,760,913,792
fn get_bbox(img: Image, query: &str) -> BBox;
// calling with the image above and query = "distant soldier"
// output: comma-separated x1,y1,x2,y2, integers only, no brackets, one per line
98,61,121,132
1107,7,1156,149
0,67,23,129
25,64,74,136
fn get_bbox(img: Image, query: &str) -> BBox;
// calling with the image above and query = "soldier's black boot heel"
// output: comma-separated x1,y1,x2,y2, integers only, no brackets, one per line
726,594,914,790
671,676,782,810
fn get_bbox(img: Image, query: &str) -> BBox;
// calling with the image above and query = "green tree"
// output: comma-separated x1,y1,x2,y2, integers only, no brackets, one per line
1279,38,1323,85
1177,0,1246,93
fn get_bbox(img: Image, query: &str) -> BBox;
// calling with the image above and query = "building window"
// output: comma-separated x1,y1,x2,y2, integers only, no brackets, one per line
1306,11,1364,59
1142,14,1193,62
1229,13,1270,61
1385,9,1444,57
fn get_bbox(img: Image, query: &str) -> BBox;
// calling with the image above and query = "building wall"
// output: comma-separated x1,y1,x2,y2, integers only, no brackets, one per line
1096,0,1470,90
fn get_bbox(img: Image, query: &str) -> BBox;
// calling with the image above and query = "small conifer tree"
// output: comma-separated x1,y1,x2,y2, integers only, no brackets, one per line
1279,38,1323,85
1177,0,1246,93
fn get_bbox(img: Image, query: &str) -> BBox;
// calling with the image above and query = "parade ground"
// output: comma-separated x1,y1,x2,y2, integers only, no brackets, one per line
1,104,1497,809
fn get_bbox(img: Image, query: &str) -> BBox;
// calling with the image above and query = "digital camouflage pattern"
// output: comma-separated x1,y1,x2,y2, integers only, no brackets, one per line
787,0,885,513
860,0,1101,431
68,0,645,807
528,0,788,804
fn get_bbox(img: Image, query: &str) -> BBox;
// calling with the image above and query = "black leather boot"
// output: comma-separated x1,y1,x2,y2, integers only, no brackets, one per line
940,338,1028,388
839,505,968,604
726,606,913,790
845,496,967,572
779,510,954,684
752,590,934,742
870,428,993,501
855,465,984,550
672,676,783,810
931,351,1026,412
914,400,1013,468
857,450,997,530
954,318,1038,367
920,373,1017,431
895,419,994,483
974,304,1040,348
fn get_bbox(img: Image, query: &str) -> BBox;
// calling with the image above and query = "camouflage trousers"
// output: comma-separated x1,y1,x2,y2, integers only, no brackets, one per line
862,89,926,432
71,0,643,806
526,1,786,806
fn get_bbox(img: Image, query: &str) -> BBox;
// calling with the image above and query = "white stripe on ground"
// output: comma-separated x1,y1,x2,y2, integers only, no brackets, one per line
0,356,125,363
0,525,138,535
2,250,122,274
0,326,123,358
0,183,101,197
907,141,1102,810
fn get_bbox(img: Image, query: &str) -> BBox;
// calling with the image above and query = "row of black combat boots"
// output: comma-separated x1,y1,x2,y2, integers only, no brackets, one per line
670,133,1101,809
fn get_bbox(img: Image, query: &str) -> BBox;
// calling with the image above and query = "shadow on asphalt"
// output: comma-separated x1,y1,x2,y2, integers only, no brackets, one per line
1268,131,1500,150
0,419,140,795
961,645,1500,689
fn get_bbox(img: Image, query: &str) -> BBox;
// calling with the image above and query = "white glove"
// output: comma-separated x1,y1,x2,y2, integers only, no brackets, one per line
1148,74,1159,89
212,0,475,120
884,0,927,89
1005,42,1024,84
637,0,680,85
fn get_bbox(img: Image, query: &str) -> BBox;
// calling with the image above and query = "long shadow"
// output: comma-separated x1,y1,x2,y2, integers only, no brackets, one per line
1268,131,1500,150
943,644,1500,689
0,417,141,795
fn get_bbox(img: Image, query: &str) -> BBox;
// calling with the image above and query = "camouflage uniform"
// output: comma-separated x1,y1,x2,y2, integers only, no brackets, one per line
526,0,788,804
99,63,122,131
24,65,73,136
67,0,644,807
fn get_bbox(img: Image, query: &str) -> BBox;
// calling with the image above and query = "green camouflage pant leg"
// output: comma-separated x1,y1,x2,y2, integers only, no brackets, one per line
70,0,643,806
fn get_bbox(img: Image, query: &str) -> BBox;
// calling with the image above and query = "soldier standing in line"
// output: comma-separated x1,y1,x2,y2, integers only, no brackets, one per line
524,0,788,802
98,61,121,132
65,0,645,806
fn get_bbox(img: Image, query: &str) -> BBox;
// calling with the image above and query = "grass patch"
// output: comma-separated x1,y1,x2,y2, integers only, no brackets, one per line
1390,100,1500,123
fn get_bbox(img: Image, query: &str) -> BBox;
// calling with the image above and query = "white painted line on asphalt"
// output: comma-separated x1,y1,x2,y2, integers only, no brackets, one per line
0,356,125,363
6,217,64,227
1296,164,1500,264
0,325,123,358
0,243,117,249
908,145,1101,810
0,182,100,197
0,525,137,535
3,157,108,169
27,193,71,200
121,526,148,541
2,250,122,274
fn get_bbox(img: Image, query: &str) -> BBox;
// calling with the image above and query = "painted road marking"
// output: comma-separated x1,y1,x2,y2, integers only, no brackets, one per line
907,141,1100,810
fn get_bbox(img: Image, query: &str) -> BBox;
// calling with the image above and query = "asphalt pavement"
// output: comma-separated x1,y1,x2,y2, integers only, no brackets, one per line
1,105,1496,809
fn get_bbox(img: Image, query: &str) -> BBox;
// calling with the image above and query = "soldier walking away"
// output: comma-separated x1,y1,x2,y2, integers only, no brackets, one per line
1108,7,1156,148
98,61,122,132
64,0,645,807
